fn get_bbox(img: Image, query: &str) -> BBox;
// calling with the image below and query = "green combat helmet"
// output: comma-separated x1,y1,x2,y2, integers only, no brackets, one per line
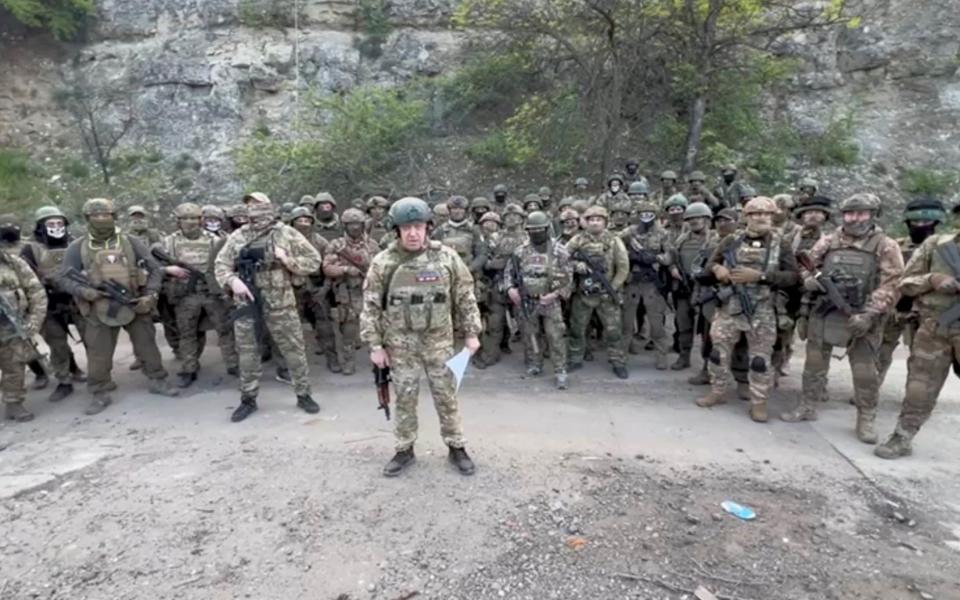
903,196,946,223
84,198,116,216
299,195,317,208
721,163,738,175
610,199,632,216
628,181,649,196
341,208,367,224
635,200,660,215
174,203,202,218
315,192,337,210
799,178,819,192
684,202,713,220
448,195,470,210
574,177,589,189
35,205,68,224
686,171,706,183
201,205,225,220
471,196,492,211
664,193,690,210
839,193,881,213
523,193,543,211
503,203,526,217
289,206,314,222
660,170,678,182
525,211,551,230
366,195,390,211
557,196,575,210
738,184,757,202
388,197,433,227
538,186,552,198
126,204,147,217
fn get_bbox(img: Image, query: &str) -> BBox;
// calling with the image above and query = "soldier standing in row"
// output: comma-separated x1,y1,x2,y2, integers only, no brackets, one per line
594,173,628,210
202,205,227,237
663,194,689,244
781,194,904,443
156,203,237,388
314,193,342,241
470,197,492,224
289,207,331,363
225,203,249,233
323,208,381,375
366,196,391,246
0,220,48,423
651,171,679,209
875,218,960,459
567,206,630,378
20,206,87,403
697,197,799,422
713,164,743,209
360,198,482,477
58,199,180,415
214,194,322,422
685,171,721,212
126,204,174,367
505,211,573,389
621,201,672,369
557,208,580,245
669,202,716,371
433,202,450,228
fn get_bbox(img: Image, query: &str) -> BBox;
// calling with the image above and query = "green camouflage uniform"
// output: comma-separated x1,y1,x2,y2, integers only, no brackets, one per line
671,228,718,363
620,222,672,362
360,240,482,451
877,236,921,384
322,232,381,374
477,217,528,366
0,250,47,410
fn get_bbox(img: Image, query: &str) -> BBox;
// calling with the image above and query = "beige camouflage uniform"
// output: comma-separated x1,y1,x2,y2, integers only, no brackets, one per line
0,247,48,417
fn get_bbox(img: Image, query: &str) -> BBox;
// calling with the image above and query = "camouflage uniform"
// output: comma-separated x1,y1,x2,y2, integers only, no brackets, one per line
620,205,673,368
323,209,381,375
712,164,743,210
365,196,391,247
126,205,174,358
477,204,528,367
433,197,487,325
784,194,903,443
567,207,630,374
662,193,689,245
359,200,482,454
669,203,717,371
876,231,960,458
214,196,322,413
592,173,629,211
58,199,179,414
685,171,722,212
699,197,800,421
313,192,343,242
156,203,238,385
504,212,573,386
0,235,48,421
650,170,680,211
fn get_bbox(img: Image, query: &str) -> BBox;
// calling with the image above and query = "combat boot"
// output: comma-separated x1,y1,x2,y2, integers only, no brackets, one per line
296,394,320,414
612,365,628,379
71,368,87,383
129,358,143,371
628,339,643,355
875,426,914,460
275,367,293,385
749,399,768,423
780,402,817,423
855,409,878,444
326,353,341,373
341,361,356,376
448,446,476,475
655,353,669,370
5,403,34,422
644,340,655,351
226,366,239,377
567,361,582,372
526,365,542,376
736,381,751,401
231,393,258,422
48,383,74,403
671,352,691,371
31,373,49,390
176,372,197,389
556,370,568,390
85,393,112,416
383,447,415,477
696,391,726,408
687,366,710,385
148,378,180,397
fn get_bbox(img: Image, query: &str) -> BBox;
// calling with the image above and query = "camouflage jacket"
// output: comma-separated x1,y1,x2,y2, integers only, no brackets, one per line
567,229,629,291
899,233,960,321
0,249,48,340
503,239,574,302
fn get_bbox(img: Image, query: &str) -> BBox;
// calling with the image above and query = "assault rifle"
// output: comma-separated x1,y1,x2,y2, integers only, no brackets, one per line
796,252,859,317
934,242,960,332
62,268,136,320
721,244,755,322
373,365,391,420
151,247,205,295
509,254,540,354
572,249,621,305
227,245,267,350
0,290,46,364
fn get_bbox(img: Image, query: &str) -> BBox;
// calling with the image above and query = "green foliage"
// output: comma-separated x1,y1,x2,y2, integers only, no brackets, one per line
803,113,859,167
0,0,92,40
235,86,428,200
466,131,524,169
900,168,960,197
434,53,536,128
0,147,44,215
237,0,301,28
355,0,392,59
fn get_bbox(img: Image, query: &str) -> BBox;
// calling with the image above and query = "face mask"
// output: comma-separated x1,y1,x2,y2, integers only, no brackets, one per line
247,204,275,230
204,220,222,233
89,218,116,240
494,194,507,204
346,223,364,239
129,218,148,232
626,165,637,175
610,183,621,193
908,222,937,245
529,230,549,245
46,223,67,239
181,220,201,237
317,205,335,221
723,174,736,185
295,224,313,238
0,226,19,243
842,219,872,238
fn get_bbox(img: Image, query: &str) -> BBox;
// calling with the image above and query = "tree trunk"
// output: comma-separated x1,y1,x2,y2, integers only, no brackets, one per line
682,93,706,174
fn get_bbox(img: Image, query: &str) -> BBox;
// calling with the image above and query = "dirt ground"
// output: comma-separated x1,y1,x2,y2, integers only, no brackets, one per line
1,335,959,600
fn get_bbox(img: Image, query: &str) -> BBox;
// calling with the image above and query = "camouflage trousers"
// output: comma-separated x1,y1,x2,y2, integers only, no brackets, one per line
520,302,567,373
479,293,510,365
802,314,882,410
234,301,311,396
621,282,668,355
673,293,695,354
332,296,362,372
387,328,465,452
708,305,777,401
0,340,28,404
84,314,168,394
295,285,337,363
569,292,624,367
877,311,918,387
175,293,237,374
40,306,84,384
895,317,956,433
157,293,180,355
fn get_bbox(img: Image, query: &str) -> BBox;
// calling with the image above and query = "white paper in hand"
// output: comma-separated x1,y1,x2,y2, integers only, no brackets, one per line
444,348,471,393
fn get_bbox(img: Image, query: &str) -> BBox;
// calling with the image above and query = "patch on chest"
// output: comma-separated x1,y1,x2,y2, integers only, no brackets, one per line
416,271,441,283
105,253,122,264
528,255,546,265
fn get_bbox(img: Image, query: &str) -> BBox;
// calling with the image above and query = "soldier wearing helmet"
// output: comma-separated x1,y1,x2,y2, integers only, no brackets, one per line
652,170,680,208
470,196,492,224
736,184,757,208
796,177,819,205
557,208,580,245
667,202,717,374
714,163,744,209
492,183,510,213
20,205,87,402
788,195,832,257
313,192,342,242
697,196,800,424
125,204,163,247
624,159,647,188
875,196,956,460
214,192,323,422
365,196,391,245
685,170,721,212
782,193,903,444
478,210,501,237
322,208,381,375
432,202,450,228
0,212,47,422
57,198,181,415
562,177,592,208
663,193,690,244
201,204,227,237
537,186,554,215
566,204,630,378
360,197,482,477
522,193,543,214
434,195,486,283
154,202,238,388
608,199,632,235
594,173,629,211
476,203,529,368
288,206,337,373
504,211,573,389
620,199,674,368
225,203,249,232
771,194,798,234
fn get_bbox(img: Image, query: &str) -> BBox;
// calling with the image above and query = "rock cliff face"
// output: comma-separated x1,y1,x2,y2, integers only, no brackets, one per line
0,0,958,202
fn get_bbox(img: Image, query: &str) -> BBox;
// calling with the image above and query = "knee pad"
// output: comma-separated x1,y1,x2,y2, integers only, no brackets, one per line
709,350,722,365
750,356,767,373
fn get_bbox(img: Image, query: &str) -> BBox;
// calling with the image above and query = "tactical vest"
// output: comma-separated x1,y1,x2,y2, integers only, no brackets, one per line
790,226,822,255
439,221,476,263
35,244,68,282
914,235,960,317
517,243,556,297
384,243,451,333
575,232,616,295
170,232,217,296
80,234,140,291
676,230,713,276
315,218,342,242
816,232,882,313
722,232,781,316
0,258,27,343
